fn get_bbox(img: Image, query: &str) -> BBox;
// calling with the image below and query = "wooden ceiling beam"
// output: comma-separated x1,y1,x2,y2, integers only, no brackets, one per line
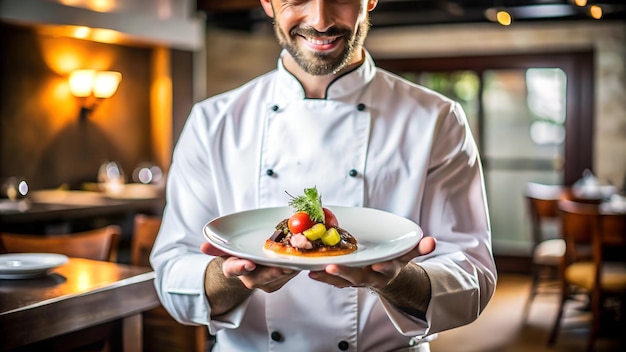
196,0,259,12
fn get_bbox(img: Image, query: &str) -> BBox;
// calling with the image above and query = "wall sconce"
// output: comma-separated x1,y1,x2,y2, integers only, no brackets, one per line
69,69,122,121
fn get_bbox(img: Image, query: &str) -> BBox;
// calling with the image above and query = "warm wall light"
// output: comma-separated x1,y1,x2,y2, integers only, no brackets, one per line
69,69,121,121
93,71,122,98
496,10,512,26
589,5,603,19
69,69,96,97
485,7,513,26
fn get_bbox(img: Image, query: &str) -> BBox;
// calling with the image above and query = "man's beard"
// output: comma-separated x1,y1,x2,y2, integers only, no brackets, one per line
274,19,370,76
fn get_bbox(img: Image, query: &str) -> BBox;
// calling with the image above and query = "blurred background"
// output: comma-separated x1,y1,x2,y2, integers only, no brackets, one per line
1,1,625,351
2,0,624,261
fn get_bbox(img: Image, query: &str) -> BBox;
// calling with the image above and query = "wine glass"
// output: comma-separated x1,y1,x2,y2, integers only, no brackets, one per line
1,176,29,201
1,176,31,211
132,162,163,185
98,161,125,196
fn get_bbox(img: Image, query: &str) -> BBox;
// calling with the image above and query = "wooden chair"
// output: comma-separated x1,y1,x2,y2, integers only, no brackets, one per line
131,214,211,352
548,199,626,351
0,225,121,262
522,182,566,319
131,214,163,268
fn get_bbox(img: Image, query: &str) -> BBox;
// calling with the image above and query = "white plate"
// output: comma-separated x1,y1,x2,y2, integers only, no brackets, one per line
203,206,422,271
0,253,69,279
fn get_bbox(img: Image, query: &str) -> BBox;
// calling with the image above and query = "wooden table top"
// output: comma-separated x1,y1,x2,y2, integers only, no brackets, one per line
0,190,164,224
0,257,160,350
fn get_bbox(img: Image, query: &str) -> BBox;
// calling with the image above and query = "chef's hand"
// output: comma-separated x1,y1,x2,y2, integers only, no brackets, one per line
308,235,436,290
200,241,228,256
200,242,299,293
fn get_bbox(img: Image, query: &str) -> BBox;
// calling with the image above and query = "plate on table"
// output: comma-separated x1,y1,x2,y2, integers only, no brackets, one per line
203,206,422,271
0,253,69,279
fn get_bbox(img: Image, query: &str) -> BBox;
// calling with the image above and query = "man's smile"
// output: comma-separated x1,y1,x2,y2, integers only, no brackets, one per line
300,34,342,52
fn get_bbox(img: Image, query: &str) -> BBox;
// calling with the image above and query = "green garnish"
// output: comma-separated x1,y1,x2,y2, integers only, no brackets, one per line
286,186,325,223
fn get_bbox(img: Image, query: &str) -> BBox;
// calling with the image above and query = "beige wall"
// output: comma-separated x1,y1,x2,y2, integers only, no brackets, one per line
205,28,281,98
204,21,626,189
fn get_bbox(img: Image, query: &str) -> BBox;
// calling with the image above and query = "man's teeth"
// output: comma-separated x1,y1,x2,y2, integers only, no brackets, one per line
307,37,336,45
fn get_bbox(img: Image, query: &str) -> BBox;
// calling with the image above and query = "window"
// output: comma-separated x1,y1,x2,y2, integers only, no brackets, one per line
377,52,593,255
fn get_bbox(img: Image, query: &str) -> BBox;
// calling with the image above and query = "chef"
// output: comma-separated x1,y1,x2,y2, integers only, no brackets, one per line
151,1,497,351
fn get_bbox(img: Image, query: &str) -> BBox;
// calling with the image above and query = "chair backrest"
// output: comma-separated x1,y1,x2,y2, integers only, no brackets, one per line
131,214,162,268
555,199,626,351
594,211,626,264
524,183,564,246
561,199,626,293
558,199,599,266
0,225,121,262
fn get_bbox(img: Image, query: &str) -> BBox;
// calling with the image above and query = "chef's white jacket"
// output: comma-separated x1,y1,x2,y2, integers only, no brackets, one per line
150,50,497,352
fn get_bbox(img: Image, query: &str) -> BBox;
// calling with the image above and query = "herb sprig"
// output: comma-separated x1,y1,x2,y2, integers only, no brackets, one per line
286,186,325,223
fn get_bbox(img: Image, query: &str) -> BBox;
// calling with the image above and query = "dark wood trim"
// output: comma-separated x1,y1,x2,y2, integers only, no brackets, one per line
565,51,595,185
7,321,120,352
495,254,532,275
196,0,259,12
171,49,194,147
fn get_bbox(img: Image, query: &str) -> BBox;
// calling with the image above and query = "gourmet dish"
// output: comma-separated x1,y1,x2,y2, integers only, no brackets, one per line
264,187,358,257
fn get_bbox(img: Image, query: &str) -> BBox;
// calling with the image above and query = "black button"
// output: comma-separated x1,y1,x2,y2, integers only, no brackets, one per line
348,169,358,177
271,331,283,342
338,340,349,350
356,103,366,111
266,169,274,176
271,105,279,112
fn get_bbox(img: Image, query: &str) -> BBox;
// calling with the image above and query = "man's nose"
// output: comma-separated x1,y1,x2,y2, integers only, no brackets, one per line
308,0,335,32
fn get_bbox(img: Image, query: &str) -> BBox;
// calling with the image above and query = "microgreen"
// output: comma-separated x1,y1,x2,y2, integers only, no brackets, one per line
286,186,325,223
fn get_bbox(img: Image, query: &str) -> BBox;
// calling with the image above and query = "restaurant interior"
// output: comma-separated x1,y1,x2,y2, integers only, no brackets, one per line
1,0,625,351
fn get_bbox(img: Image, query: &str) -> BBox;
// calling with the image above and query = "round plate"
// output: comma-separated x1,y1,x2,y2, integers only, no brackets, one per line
203,206,422,271
0,253,69,279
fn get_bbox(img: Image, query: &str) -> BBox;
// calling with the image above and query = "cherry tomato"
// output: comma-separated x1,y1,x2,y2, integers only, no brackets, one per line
288,211,315,234
323,208,339,229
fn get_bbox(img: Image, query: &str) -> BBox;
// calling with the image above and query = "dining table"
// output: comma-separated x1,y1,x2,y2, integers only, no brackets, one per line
0,189,164,232
0,189,165,263
0,257,160,352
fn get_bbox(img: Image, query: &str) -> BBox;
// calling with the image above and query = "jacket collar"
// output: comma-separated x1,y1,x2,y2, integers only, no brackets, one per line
274,49,376,101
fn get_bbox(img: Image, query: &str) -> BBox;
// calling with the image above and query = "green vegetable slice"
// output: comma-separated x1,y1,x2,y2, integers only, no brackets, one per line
303,223,326,241
321,228,341,246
